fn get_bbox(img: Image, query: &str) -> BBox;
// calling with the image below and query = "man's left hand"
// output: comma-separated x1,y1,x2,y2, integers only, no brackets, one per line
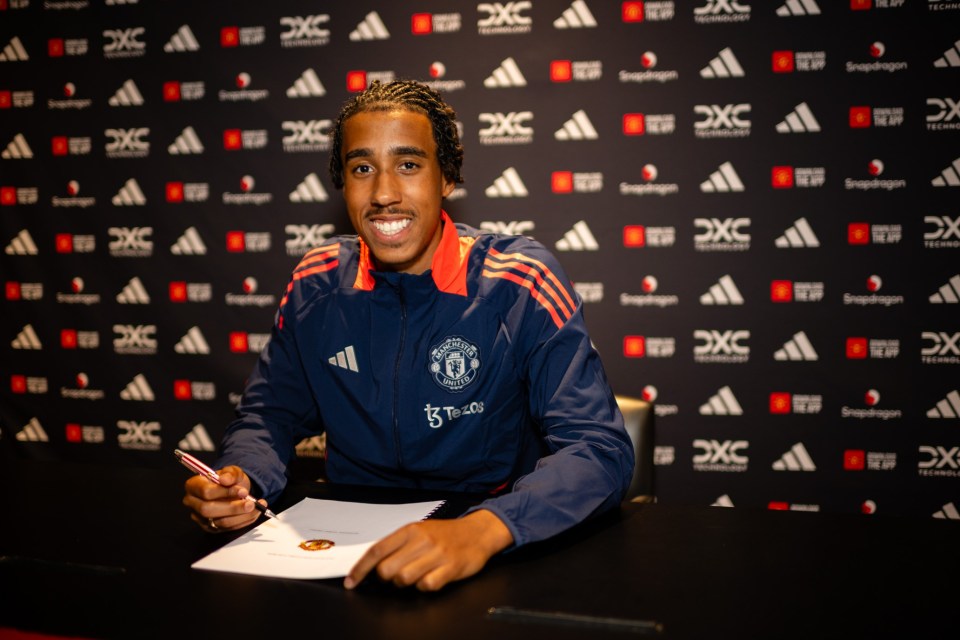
344,509,513,592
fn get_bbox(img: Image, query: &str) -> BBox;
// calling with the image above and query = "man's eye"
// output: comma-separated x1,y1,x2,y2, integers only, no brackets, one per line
353,165,372,174
400,162,419,170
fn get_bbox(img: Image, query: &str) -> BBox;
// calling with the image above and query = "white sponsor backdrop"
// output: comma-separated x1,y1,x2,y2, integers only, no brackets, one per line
1,1,958,519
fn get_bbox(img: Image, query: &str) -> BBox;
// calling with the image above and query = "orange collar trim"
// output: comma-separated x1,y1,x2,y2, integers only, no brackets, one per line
352,211,473,296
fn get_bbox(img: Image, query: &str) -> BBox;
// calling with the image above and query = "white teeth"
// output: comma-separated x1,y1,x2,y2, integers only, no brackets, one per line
372,219,410,236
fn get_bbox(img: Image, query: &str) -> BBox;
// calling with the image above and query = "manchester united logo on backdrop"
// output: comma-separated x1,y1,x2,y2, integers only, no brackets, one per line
429,336,481,392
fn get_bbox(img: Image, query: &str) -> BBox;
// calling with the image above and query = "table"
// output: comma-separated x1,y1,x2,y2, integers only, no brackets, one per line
1,458,956,639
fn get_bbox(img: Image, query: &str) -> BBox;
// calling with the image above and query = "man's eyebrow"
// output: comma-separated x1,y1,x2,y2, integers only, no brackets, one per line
390,145,429,158
343,146,429,161
344,148,372,161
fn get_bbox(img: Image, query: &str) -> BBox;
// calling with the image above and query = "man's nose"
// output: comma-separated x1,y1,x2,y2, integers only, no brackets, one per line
371,172,401,207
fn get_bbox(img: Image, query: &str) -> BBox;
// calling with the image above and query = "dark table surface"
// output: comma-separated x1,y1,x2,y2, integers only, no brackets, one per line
1,458,956,639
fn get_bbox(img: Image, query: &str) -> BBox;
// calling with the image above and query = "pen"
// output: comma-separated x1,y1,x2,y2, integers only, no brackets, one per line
174,449,277,519
487,606,663,635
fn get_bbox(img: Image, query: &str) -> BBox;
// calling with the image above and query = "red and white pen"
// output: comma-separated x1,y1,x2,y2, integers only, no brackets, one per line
175,449,277,519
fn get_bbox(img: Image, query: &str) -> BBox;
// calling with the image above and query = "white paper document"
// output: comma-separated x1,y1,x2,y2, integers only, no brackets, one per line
191,497,445,579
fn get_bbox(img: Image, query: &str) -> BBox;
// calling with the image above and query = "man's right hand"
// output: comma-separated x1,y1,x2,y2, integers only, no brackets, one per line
182,465,264,533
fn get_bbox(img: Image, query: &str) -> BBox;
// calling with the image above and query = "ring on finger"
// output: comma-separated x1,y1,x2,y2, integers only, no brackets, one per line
208,518,218,530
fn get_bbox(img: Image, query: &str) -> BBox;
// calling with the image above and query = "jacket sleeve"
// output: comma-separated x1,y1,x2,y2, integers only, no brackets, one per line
215,280,324,503
468,240,635,548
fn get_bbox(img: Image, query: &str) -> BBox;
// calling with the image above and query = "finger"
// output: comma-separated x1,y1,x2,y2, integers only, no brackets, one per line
184,475,231,501
383,549,444,589
344,529,410,589
217,466,251,491
211,508,260,532
416,565,458,592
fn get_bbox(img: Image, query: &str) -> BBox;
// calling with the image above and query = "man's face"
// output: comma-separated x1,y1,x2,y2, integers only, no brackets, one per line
341,109,455,275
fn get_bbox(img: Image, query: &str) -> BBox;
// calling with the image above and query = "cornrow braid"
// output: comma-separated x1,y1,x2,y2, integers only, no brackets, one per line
329,79,464,189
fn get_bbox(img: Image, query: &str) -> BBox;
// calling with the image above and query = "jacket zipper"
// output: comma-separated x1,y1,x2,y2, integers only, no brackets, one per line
392,282,407,470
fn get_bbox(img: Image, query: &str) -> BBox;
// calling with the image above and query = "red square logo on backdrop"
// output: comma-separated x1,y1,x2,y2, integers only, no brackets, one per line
11,375,27,394
174,380,192,400
623,336,646,358
48,38,65,57
844,449,866,470
772,166,794,188
65,424,82,443
846,337,868,359
55,234,74,253
223,129,242,150
771,280,793,302
166,182,184,203
412,13,433,34
346,71,367,93
851,0,872,10
849,106,872,128
226,231,246,252
622,2,644,22
230,332,249,353
848,223,870,245
551,171,573,193
0,1,9,10
772,51,794,73
1,186,16,205
769,392,792,414
220,27,239,48
768,502,790,511
163,81,181,102
61,329,78,349
6,281,21,300
623,113,645,135
169,282,187,302
0,91,11,109
623,225,646,247
551,60,573,82
52,136,69,156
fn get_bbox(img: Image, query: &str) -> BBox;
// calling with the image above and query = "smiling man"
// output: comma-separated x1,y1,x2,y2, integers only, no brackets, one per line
182,80,634,592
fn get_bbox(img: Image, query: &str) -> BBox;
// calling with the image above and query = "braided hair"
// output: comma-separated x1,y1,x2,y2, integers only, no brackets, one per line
328,79,464,189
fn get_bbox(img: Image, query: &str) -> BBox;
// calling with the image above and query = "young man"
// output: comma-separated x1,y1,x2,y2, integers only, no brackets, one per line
182,80,634,591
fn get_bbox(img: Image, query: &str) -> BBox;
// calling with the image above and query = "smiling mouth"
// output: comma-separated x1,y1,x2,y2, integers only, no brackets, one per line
371,218,411,237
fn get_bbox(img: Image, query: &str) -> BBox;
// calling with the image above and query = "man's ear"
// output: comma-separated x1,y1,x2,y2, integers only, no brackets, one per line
441,177,455,198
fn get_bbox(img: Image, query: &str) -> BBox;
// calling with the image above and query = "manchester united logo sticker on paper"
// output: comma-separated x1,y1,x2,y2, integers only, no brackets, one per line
299,539,335,551
428,336,481,392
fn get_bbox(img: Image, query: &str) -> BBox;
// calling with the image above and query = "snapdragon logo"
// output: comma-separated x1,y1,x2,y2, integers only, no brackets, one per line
619,275,679,309
846,41,908,74
841,389,902,421
845,158,906,191
620,164,679,197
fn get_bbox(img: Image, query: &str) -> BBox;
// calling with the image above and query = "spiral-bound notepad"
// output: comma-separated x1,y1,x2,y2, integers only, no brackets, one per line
192,497,445,579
